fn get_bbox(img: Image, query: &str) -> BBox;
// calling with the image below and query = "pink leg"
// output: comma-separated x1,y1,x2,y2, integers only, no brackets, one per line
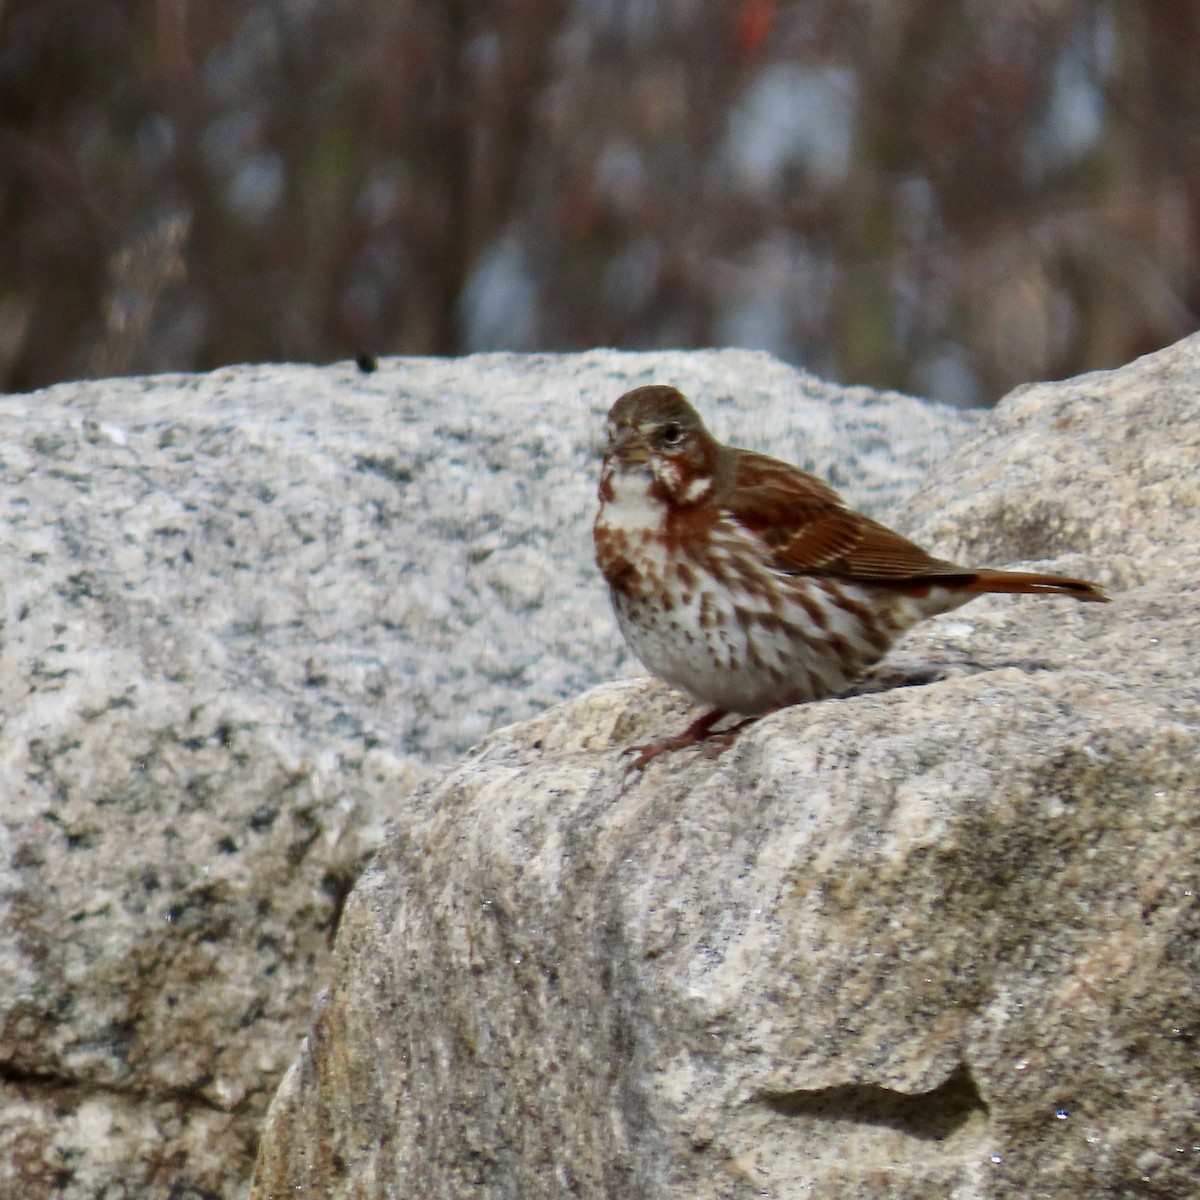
624,707,734,772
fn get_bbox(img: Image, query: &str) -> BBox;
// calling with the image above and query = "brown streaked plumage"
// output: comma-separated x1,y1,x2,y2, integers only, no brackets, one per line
593,384,1108,769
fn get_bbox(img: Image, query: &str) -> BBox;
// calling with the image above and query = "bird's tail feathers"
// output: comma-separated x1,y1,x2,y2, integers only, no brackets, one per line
970,569,1109,603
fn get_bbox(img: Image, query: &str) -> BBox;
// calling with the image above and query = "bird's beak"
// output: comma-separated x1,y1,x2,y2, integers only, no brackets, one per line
609,424,650,464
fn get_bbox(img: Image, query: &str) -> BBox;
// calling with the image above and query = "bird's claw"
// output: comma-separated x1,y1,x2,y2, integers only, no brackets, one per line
620,708,757,774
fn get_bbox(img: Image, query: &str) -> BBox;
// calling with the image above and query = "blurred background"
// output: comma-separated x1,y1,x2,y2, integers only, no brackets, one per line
1,0,1197,405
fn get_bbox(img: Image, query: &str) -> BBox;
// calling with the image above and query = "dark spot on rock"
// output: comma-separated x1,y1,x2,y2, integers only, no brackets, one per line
249,805,278,832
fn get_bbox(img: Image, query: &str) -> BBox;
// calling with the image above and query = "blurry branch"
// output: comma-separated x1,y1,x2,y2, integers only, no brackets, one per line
89,214,190,379
417,0,570,353
0,295,33,382
1,0,1197,400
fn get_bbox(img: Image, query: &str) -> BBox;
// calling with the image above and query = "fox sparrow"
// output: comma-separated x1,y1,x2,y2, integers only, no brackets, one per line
594,385,1108,769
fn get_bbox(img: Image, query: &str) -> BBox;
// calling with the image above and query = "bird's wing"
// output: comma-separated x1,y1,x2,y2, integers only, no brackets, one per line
726,450,963,580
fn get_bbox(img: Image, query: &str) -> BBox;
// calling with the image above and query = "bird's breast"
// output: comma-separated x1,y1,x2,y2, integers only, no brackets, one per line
593,466,674,595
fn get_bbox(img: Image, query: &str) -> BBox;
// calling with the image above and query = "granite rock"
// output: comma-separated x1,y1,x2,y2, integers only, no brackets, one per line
249,336,1200,1199
0,350,966,1198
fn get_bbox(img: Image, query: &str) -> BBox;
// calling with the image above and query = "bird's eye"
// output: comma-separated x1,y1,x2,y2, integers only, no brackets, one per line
659,422,685,446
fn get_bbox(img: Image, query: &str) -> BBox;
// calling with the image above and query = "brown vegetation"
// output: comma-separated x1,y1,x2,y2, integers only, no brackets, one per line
1,0,1196,403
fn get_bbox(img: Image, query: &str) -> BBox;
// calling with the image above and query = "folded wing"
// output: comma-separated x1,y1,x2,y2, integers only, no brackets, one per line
726,450,964,580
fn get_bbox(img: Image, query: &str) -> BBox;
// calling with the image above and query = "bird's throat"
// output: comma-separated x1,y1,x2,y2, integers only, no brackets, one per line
597,466,669,538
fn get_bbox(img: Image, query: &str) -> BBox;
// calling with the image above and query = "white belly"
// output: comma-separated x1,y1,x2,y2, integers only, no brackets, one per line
612,571,866,713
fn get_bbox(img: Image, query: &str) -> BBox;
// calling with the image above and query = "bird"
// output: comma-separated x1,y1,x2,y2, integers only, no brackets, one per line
593,384,1109,769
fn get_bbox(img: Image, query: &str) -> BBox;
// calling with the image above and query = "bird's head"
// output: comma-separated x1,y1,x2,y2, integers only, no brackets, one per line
601,385,725,506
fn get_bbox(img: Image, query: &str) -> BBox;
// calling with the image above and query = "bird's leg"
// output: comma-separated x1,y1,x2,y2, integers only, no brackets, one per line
623,707,735,772
696,712,770,758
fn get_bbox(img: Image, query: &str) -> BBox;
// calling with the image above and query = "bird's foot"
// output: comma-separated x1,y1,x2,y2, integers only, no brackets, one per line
623,708,762,772
696,714,764,759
